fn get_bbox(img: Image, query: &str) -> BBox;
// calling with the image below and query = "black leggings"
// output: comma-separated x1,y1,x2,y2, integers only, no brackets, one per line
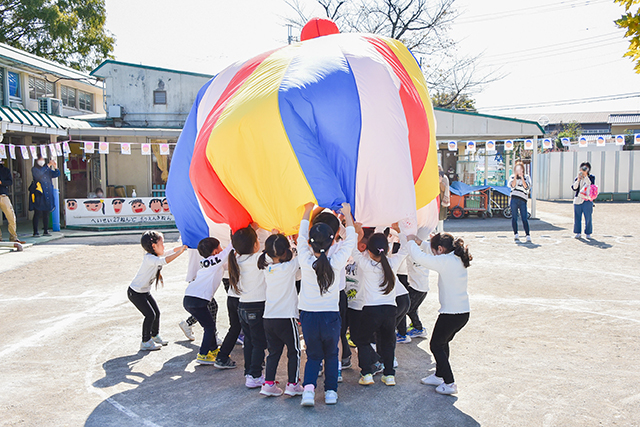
359,305,396,376
217,294,241,362
264,318,301,384
430,313,469,384
238,301,267,378
187,298,218,326
127,287,160,342
33,209,49,234
339,290,351,360
395,294,410,329
183,296,217,356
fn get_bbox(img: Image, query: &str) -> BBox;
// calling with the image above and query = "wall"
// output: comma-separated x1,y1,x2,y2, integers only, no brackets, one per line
534,150,640,200
104,137,151,197
97,64,212,128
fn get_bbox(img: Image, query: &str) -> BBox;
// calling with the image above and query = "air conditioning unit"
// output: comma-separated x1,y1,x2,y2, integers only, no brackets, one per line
108,105,123,119
38,98,61,115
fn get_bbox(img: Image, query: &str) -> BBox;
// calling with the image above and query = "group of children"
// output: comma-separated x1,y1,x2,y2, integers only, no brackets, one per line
126,203,472,406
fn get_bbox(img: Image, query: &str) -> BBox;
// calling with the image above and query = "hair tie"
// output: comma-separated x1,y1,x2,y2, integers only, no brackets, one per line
320,249,325,253
310,238,315,243
378,248,384,253
330,235,334,240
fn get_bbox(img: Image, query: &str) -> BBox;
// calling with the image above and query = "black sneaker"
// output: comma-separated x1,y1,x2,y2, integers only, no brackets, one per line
43,231,51,236
33,232,40,237
213,357,237,369
341,356,352,369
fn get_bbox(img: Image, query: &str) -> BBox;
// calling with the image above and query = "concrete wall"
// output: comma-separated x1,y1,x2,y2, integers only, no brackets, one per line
97,64,212,128
534,150,640,200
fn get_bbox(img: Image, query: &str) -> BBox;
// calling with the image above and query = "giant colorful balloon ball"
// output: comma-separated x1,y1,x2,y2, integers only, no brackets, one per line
167,22,439,248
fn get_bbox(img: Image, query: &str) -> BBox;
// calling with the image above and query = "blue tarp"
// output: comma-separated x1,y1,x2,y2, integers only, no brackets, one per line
491,186,511,197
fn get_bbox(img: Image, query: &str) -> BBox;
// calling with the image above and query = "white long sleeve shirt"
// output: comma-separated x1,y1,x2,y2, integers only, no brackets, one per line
129,253,167,293
407,240,470,314
352,244,408,307
236,252,267,303
184,246,232,301
263,257,300,319
297,219,356,312
345,260,365,310
407,241,431,292
327,241,347,291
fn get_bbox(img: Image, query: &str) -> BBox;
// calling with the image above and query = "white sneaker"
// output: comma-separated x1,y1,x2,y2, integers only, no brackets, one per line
245,374,265,389
325,390,338,405
179,321,195,341
525,235,532,243
140,339,162,351
514,233,520,241
301,386,315,407
585,234,592,239
575,233,581,239
435,382,458,395
421,373,444,386
284,382,304,396
151,335,168,346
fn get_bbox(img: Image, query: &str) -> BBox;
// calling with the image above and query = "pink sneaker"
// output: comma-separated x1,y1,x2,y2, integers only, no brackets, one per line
284,382,304,396
260,382,283,397
245,374,265,389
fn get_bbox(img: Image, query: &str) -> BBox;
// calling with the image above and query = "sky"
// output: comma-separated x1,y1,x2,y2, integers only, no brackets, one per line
104,0,640,118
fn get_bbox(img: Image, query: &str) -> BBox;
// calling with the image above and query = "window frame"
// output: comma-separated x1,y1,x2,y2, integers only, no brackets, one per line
78,90,93,112
28,75,55,100
61,85,77,108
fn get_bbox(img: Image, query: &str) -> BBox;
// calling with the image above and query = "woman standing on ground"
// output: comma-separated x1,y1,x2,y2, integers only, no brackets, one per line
29,155,60,237
571,162,595,239
509,161,532,242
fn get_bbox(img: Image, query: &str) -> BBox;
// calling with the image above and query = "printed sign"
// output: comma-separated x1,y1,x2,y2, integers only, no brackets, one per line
48,143,57,158
63,141,71,155
84,141,95,154
65,197,174,226
20,145,29,159
543,138,552,149
504,140,514,151
121,143,131,155
0,144,5,159
561,137,570,146
615,135,625,146
486,140,496,152
448,141,457,151
635,134,640,145
99,142,109,154
466,141,476,153
40,145,47,158
141,143,151,155
55,143,63,157
578,136,588,148
524,139,533,150
8,144,16,160
159,143,170,156
596,136,606,147
29,146,38,159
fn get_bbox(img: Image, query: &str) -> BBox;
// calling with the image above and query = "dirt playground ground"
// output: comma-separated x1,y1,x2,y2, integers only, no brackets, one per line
0,200,638,427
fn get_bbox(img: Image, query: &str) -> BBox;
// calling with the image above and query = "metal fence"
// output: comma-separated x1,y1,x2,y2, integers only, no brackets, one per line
534,150,640,200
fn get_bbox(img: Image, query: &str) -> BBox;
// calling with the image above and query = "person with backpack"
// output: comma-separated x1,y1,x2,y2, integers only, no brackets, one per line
571,162,596,239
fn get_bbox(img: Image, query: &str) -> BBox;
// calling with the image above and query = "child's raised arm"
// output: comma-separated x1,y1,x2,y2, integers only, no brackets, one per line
166,245,187,264
341,203,354,228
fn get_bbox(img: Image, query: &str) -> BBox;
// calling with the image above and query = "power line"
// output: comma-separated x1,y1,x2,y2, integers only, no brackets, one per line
457,0,610,24
479,92,640,112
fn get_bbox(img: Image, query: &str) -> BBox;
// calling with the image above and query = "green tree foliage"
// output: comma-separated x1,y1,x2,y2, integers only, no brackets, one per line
555,121,582,150
615,0,640,73
0,0,115,72
431,91,476,111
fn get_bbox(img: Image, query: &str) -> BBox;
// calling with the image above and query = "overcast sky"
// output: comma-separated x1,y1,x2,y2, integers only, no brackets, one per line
104,0,640,118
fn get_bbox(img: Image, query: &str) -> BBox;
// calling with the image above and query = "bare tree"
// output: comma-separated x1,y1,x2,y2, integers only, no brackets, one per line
284,0,502,109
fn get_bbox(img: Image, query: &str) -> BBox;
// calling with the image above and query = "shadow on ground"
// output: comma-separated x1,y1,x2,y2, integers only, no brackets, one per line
85,341,479,427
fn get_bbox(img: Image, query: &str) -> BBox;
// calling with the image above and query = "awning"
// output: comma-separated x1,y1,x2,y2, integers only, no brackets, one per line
0,105,93,136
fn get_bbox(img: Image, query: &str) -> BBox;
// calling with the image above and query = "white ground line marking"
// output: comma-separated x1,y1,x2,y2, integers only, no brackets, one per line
85,337,162,427
473,294,640,324
475,259,640,282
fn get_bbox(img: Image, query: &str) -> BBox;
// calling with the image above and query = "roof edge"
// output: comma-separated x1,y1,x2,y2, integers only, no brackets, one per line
90,60,215,79
434,107,545,134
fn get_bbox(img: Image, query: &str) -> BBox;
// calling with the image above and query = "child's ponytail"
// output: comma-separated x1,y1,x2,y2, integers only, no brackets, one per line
257,250,269,270
309,223,335,294
228,249,241,293
258,234,293,270
453,238,473,268
367,233,395,295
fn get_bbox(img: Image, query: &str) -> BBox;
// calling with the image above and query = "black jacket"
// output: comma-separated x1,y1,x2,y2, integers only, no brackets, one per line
0,164,12,196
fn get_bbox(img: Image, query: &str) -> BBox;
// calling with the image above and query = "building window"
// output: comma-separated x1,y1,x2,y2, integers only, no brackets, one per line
78,90,93,111
61,85,77,108
153,90,166,105
28,76,55,100
8,71,20,98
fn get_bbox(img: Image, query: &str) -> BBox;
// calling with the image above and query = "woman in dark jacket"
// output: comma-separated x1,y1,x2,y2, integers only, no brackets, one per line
30,155,60,236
